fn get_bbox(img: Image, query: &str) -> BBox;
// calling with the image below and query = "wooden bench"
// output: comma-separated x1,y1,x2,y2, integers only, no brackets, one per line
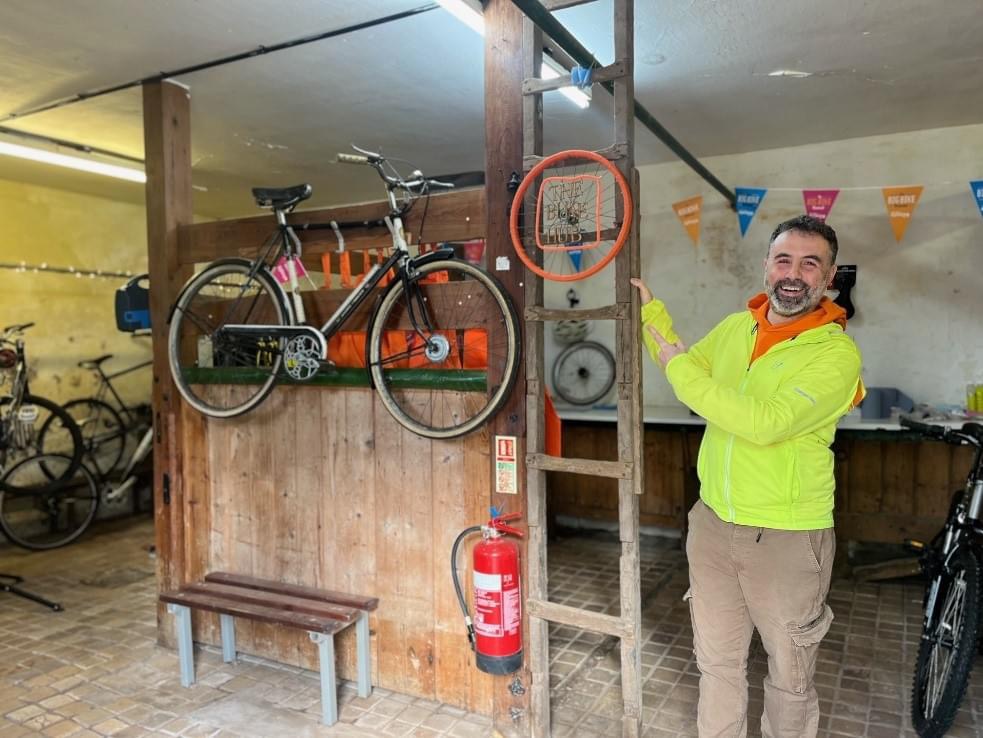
159,572,379,726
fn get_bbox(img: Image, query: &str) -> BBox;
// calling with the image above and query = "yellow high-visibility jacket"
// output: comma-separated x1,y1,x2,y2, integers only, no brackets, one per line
642,298,863,530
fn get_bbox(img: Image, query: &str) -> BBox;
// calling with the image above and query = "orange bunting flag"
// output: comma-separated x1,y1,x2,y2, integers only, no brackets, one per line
672,196,703,246
882,186,923,242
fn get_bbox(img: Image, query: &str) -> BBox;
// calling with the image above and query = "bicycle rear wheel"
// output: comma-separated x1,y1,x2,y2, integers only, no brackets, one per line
60,399,126,478
509,149,633,282
168,258,291,418
912,546,982,737
0,453,99,550
367,259,520,439
552,340,616,406
0,394,84,492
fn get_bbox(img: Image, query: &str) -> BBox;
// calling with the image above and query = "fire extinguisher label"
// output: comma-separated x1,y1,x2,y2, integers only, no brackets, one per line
503,583,521,632
474,571,504,637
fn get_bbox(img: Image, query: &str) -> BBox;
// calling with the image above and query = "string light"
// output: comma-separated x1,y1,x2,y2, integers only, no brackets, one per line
0,261,136,280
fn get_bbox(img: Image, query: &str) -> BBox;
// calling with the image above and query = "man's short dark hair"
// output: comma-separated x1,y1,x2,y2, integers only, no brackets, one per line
769,215,838,263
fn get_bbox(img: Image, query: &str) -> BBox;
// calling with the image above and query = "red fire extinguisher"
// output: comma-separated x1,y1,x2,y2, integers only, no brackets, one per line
452,511,523,675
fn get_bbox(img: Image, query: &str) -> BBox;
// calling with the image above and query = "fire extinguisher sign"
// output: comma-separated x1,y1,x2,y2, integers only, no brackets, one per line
495,435,518,495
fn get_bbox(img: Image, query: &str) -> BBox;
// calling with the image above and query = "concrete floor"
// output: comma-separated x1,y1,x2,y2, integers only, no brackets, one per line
1,517,982,737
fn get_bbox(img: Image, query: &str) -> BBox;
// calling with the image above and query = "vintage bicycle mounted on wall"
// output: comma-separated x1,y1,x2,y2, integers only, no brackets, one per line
167,146,521,439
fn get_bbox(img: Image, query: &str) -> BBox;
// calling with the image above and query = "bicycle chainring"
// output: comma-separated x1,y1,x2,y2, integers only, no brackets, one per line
283,335,322,381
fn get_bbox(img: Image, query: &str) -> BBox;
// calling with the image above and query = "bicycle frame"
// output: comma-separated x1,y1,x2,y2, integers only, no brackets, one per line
88,359,153,426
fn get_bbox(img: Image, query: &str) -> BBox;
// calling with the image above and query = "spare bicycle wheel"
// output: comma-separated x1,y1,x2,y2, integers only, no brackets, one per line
552,341,616,406
509,149,633,282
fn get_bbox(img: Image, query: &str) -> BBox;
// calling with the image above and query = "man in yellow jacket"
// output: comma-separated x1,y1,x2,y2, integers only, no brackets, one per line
633,214,863,738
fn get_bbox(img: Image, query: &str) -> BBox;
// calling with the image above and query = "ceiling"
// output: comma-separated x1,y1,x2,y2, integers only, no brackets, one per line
1,0,982,218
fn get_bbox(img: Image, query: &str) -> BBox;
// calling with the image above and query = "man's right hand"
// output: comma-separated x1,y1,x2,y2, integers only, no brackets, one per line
630,277,653,304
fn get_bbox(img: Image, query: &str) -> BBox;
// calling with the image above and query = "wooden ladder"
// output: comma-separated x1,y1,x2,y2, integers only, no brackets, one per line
518,2,643,736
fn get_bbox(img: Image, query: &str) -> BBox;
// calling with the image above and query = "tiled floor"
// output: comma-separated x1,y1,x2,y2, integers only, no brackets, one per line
1,517,982,737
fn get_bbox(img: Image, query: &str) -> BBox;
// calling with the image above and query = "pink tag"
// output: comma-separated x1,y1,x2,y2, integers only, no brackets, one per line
272,256,307,284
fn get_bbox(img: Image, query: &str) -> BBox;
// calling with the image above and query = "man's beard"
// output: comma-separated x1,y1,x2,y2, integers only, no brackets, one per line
763,274,826,317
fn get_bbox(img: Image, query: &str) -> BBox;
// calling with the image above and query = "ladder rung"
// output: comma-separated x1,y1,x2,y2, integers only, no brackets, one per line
527,599,631,639
522,61,628,96
526,454,632,479
523,142,627,172
525,304,626,322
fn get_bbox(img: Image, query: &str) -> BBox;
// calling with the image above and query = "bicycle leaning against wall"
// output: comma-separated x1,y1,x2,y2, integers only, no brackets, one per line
167,146,521,439
0,323,83,490
899,415,983,738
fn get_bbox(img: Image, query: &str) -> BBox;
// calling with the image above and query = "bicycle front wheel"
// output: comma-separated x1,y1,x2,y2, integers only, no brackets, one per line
912,547,982,737
0,394,84,492
0,453,99,550
168,258,291,418
60,399,126,478
368,260,520,439
552,341,616,406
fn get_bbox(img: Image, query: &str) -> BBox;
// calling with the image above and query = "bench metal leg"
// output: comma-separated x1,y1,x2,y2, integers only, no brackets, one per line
219,614,237,662
167,603,195,687
355,611,372,698
310,632,337,726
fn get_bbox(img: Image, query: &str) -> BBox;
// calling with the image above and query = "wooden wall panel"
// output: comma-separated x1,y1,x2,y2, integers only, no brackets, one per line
550,422,974,544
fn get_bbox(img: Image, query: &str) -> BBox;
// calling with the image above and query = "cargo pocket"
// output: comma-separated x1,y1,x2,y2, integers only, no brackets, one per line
786,604,834,694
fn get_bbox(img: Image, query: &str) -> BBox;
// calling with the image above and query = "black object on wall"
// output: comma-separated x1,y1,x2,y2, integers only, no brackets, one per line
832,265,857,319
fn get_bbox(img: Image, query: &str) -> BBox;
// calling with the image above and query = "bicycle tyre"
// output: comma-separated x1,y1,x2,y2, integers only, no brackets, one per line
552,340,616,406
367,259,520,439
911,546,982,737
59,399,126,478
509,149,633,282
0,394,84,493
168,258,292,418
0,453,99,550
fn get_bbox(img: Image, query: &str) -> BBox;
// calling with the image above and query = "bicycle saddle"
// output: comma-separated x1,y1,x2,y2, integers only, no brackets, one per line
961,422,983,442
78,354,113,369
251,184,312,211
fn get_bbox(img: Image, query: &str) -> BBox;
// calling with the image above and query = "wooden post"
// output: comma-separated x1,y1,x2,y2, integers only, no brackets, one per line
143,79,193,634
485,0,530,733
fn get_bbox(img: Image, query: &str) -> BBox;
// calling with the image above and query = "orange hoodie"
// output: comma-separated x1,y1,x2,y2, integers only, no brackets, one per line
747,293,863,407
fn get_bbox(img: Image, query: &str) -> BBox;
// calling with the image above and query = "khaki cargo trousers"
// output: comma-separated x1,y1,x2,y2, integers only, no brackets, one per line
684,500,835,738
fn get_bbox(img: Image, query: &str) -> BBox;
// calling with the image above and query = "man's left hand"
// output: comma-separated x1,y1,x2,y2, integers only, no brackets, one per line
647,325,687,366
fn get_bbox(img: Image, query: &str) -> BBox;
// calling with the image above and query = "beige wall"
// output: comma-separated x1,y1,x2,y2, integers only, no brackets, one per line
547,122,983,409
0,176,152,407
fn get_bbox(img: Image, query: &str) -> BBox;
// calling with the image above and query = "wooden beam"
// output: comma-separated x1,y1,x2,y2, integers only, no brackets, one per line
177,188,485,266
522,61,627,95
485,1,530,734
526,454,633,479
143,79,193,637
524,304,627,322
527,599,631,638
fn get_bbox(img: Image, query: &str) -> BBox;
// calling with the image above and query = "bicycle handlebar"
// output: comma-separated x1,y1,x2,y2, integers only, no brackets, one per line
1,322,34,338
336,146,454,195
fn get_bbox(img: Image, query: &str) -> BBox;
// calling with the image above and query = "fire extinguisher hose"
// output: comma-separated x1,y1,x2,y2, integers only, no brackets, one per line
451,525,483,651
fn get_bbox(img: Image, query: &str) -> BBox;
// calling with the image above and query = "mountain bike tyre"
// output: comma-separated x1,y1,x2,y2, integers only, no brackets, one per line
911,546,982,737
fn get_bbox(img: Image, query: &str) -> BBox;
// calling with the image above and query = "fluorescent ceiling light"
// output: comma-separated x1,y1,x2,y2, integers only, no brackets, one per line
542,56,591,109
768,69,812,78
436,0,485,35
0,140,146,183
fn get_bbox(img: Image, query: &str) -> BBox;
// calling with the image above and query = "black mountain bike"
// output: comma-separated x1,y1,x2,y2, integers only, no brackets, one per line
900,415,983,737
0,323,83,491
167,146,520,439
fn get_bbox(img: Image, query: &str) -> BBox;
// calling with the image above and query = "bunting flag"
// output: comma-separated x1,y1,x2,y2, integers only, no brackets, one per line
802,189,840,222
568,249,583,272
736,187,767,237
672,195,703,245
881,185,924,242
971,180,983,219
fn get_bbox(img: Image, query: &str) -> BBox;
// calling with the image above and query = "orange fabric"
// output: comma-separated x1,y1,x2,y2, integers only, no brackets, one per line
327,331,366,368
321,253,333,288
340,252,354,289
362,250,371,277
545,389,562,457
462,329,488,369
747,293,864,408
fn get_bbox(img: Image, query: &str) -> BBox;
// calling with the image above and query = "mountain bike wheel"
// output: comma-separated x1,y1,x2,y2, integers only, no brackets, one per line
912,546,982,737
58,399,126,478
0,453,99,550
552,340,616,406
368,259,520,439
0,394,84,492
168,258,292,418
509,149,633,282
